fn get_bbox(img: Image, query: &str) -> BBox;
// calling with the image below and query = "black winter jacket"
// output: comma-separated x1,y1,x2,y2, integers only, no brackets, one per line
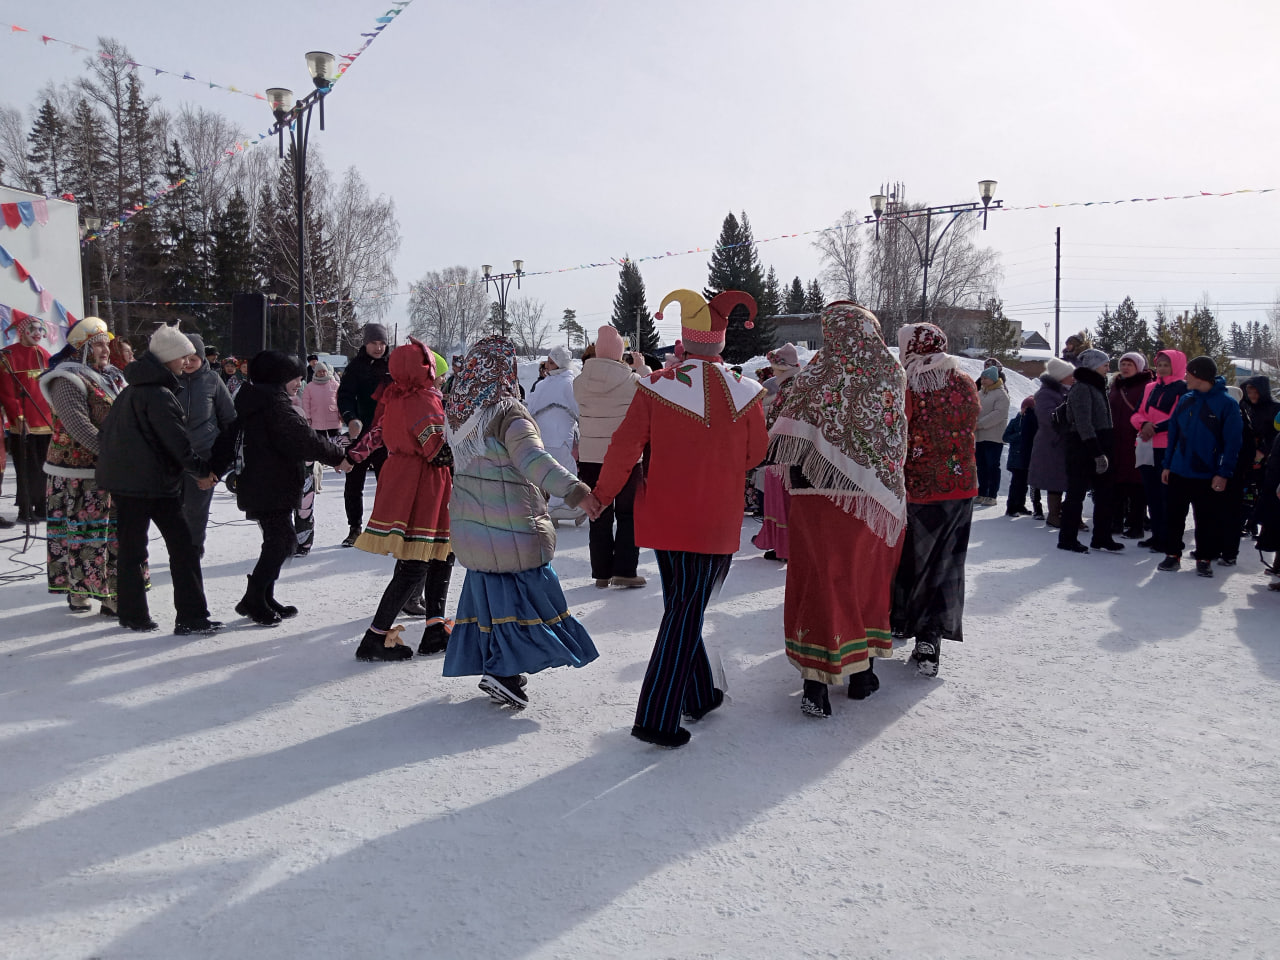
336,347,389,428
96,352,208,498
1240,376,1280,456
177,359,236,458
1065,366,1113,457
230,383,346,517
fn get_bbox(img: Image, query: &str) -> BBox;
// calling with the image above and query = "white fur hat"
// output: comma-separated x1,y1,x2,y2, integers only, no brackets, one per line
548,344,572,369
1045,356,1074,382
149,323,196,364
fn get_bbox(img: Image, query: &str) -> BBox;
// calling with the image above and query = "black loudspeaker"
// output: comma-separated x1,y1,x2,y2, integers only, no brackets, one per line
231,293,267,359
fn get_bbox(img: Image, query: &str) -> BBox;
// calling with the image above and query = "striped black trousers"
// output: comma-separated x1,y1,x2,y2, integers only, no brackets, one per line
635,550,733,734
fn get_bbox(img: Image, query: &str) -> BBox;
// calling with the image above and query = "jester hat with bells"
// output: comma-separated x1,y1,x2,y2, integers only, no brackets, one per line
655,289,758,355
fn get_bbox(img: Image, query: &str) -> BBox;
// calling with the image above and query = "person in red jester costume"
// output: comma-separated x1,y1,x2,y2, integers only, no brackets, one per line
1,310,55,523
589,289,768,748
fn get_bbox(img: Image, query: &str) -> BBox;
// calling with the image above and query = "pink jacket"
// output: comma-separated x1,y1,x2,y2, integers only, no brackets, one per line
1130,349,1187,450
300,377,342,431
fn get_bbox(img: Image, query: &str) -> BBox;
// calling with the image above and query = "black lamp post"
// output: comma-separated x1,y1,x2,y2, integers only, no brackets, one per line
266,50,336,367
80,215,101,319
481,260,525,339
866,179,1001,324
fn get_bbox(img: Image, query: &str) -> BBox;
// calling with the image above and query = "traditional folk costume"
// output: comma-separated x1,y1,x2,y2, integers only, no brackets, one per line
442,336,598,708
594,290,768,747
39,317,135,614
768,304,907,718
890,323,980,677
1,311,55,522
751,343,802,561
349,341,456,661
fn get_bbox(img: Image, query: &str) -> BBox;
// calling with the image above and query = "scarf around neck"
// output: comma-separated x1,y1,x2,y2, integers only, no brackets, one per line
768,302,908,545
896,322,960,393
444,336,524,470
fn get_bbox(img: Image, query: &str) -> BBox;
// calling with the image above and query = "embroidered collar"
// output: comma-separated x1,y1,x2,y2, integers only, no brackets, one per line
639,358,764,423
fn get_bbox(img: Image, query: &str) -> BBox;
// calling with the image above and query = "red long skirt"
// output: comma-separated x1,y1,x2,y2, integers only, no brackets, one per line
784,494,903,683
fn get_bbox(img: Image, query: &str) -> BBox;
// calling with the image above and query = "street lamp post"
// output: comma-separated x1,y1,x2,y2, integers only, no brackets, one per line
865,180,1001,324
80,215,101,320
481,260,525,339
266,50,337,367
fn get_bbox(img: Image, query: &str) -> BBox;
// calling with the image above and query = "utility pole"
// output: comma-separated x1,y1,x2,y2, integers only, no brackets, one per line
1054,226,1061,356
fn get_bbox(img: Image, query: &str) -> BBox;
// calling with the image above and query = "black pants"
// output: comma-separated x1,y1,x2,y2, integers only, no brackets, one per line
1113,481,1147,536
372,558,429,632
250,511,296,585
975,441,1003,499
577,461,641,580
635,550,732,735
344,445,386,528
1165,473,1225,562
10,432,51,519
1140,449,1178,552
1006,468,1028,512
180,472,216,555
115,493,209,624
1060,439,1115,548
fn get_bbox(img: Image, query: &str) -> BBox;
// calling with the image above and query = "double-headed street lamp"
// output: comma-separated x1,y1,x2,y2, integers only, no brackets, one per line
266,50,337,366
865,179,1001,324
481,260,525,339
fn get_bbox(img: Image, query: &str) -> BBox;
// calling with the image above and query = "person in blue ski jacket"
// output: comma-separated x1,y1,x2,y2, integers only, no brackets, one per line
1159,355,1243,576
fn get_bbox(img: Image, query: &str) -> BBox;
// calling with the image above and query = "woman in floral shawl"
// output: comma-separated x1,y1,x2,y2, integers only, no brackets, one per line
768,303,907,718
441,336,599,708
751,343,803,562
39,317,138,615
890,322,980,678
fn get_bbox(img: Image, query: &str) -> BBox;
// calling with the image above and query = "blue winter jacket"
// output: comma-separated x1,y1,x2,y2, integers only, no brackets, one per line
1003,412,1027,471
1165,377,1243,480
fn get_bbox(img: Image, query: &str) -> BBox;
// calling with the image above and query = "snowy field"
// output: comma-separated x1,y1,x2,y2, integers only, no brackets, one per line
3,430,1279,958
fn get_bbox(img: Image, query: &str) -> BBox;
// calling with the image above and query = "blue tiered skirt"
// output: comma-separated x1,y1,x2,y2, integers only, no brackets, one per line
443,564,599,677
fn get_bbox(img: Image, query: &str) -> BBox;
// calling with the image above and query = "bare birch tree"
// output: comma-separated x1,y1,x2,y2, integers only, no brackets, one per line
0,104,35,190
812,210,863,302
505,297,550,355
407,266,491,352
325,166,400,352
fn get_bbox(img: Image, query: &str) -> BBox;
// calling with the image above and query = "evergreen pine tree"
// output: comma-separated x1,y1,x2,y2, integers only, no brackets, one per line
760,267,782,319
704,211,772,361
610,258,661,354
1229,321,1246,356
784,277,806,314
26,99,66,195
558,308,586,349
159,140,209,332
804,279,825,313
977,298,1021,364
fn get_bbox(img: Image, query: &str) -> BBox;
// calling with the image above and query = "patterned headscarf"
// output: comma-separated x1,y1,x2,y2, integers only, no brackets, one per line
896,322,960,393
768,302,907,545
444,336,522,470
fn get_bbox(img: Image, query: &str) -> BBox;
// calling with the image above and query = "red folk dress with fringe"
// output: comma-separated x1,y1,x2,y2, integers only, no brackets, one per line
350,344,452,562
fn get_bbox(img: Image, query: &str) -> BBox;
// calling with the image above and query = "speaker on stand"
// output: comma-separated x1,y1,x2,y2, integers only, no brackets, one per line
231,293,268,360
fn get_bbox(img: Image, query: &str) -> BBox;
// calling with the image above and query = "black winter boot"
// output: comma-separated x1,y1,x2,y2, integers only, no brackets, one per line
265,581,298,619
235,575,282,626
356,625,414,662
418,555,455,655
847,661,880,700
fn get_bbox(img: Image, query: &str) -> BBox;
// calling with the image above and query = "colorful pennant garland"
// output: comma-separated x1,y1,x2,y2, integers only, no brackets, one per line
67,1,417,246
0,241,76,344
1,22,272,103
0,199,51,229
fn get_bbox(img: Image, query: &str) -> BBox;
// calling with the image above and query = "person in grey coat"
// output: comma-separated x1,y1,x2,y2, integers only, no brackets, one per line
176,334,236,557
1027,357,1074,526
1058,348,1124,554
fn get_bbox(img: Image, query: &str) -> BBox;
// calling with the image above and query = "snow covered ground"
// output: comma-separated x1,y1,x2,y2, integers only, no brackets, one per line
2,458,1279,959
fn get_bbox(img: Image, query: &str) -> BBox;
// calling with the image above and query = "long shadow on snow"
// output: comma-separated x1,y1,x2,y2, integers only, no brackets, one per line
99,659,937,960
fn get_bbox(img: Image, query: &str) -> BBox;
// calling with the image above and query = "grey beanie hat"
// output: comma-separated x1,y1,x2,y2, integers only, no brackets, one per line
1076,348,1110,370
149,323,196,364
362,322,389,345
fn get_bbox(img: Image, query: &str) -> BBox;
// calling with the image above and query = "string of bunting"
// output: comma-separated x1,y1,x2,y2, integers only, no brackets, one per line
0,199,51,230
2,21,271,104
0,242,78,335
73,0,416,245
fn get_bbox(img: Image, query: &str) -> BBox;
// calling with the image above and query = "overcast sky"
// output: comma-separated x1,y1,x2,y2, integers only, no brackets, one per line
5,0,1278,349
